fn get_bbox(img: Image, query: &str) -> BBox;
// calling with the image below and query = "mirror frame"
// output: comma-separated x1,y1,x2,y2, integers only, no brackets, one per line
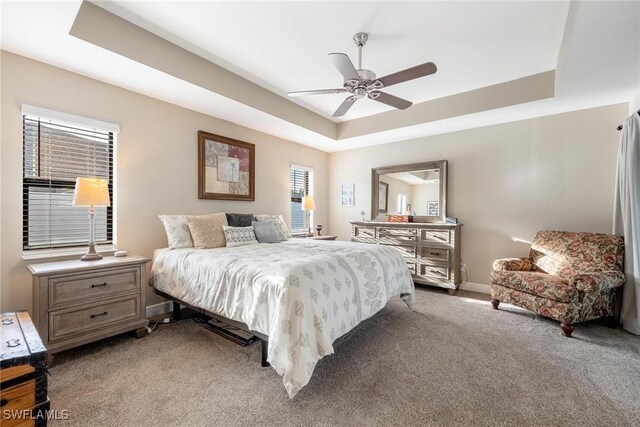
371,160,448,223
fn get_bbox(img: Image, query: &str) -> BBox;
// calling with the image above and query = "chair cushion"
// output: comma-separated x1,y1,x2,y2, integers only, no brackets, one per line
490,271,577,303
529,230,624,277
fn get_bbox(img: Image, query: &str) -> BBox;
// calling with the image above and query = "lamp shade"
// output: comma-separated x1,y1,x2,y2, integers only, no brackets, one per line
301,195,315,211
73,177,110,207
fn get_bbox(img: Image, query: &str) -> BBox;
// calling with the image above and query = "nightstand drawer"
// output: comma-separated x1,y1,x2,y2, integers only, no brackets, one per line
49,295,140,340
49,267,140,308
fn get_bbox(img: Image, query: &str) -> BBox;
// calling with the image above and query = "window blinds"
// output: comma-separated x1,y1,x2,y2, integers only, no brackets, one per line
22,115,114,250
290,167,310,231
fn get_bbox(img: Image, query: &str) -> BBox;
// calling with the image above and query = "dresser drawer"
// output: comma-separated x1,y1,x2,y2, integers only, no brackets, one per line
49,295,140,341
422,230,451,244
49,267,140,308
421,247,450,264
419,265,450,280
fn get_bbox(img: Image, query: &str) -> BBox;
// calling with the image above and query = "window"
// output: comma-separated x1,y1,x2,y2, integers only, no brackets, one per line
397,192,407,214
22,110,115,252
290,165,313,232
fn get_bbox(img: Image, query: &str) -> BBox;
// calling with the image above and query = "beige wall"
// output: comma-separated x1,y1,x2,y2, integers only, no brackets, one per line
0,51,328,312
379,176,412,216
328,103,629,286
411,183,440,216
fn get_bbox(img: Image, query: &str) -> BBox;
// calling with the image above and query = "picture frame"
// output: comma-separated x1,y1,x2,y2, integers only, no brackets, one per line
341,183,355,207
378,181,389,213
427,200,439,216
198,131,255,201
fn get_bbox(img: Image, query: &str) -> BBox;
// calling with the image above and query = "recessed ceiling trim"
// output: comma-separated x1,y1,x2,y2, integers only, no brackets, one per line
70,1,337,139
337,70,555,140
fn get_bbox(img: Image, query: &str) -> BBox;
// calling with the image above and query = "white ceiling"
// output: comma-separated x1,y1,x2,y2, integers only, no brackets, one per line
94,0,570,121
1,1,638,152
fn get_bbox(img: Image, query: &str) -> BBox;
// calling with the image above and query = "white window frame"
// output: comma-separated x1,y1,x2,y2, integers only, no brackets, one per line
290,164,314,234
21,105,119,260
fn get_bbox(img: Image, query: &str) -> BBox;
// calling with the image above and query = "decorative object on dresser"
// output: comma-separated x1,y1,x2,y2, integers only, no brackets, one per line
27,256,149,354
315,224,323,235
73,177,111,261
1,311,50,427
351,222,463,294
198,131,255,201
301,195,316,237
490,230,625,337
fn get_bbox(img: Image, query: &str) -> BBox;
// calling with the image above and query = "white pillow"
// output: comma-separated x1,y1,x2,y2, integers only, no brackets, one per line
254,214,292,241
223,226,259,247
158,215,193,249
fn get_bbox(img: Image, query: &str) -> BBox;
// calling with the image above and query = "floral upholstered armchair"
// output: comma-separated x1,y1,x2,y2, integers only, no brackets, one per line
490,230,625,337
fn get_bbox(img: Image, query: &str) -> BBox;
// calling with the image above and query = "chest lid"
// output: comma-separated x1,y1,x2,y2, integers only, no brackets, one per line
1,311,46,367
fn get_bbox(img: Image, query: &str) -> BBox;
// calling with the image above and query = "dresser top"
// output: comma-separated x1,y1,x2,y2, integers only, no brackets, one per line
350,221,462,229
27,255,149,276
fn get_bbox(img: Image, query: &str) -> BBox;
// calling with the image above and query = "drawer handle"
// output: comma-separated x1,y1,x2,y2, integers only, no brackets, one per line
429,252,440,256
1,318,13,325
6,338,21,348
91,282,108,288
90,311,108,319
430,270,446,276
0,399,8,407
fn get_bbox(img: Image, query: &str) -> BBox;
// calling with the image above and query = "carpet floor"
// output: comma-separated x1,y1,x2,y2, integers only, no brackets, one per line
49,289,640,426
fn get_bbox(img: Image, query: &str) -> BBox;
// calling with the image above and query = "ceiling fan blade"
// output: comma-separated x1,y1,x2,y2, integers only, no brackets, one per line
332,96,357,117
378,62,437,88
288,88,347,97
369,91,412,110
327,53,361,82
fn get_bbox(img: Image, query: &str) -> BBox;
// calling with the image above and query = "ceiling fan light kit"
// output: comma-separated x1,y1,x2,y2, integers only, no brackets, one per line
288,32,437,117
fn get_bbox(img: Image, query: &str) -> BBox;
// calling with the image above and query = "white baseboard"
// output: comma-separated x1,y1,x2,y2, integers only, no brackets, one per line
459,282,490,294
146,301,172,318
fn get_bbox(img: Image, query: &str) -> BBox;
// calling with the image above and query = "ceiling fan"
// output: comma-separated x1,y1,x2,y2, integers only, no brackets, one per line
288,32,437,118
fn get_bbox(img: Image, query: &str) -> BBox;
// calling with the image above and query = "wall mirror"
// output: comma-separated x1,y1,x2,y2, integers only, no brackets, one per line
371,160,447,223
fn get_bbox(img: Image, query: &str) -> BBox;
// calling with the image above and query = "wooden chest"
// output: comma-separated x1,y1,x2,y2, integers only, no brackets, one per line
1,311,50,427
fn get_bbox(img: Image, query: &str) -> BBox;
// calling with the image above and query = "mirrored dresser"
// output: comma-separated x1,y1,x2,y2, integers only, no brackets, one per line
351,221,463,293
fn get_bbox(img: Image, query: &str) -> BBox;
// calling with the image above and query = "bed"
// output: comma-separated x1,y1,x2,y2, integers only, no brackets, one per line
151,239,415,398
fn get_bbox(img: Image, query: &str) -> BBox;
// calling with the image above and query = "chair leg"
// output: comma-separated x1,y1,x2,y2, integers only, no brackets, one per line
491,299,500,310
560,322,574,337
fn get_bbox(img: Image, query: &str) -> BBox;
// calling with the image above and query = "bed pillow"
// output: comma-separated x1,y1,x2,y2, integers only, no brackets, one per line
225,213,255,227
223,225,259,247
158,215,194,249
254,214,292,241
252,221,280,244
186,213,228,249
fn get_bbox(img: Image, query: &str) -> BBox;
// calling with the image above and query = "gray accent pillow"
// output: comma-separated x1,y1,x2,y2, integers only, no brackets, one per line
252,221,280,244
254,214,292,241
223,225,258,247
225,213,255,227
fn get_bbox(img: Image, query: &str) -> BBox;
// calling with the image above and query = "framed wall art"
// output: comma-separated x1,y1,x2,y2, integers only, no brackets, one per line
198,131,255,201
341,183,355,206
427,200,439,216
378,181,389,213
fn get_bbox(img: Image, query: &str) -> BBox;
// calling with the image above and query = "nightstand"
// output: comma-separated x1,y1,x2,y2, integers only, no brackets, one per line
27,255,149,354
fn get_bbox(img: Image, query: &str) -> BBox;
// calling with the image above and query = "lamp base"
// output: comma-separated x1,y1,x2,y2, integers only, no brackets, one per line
81,243,103,261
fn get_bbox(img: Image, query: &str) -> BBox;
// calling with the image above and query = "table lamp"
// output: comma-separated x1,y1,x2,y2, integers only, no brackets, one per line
301,195,315,237
73,177,110,261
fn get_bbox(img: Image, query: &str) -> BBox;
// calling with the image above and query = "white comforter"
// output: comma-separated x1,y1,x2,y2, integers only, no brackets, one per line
151,239,415,398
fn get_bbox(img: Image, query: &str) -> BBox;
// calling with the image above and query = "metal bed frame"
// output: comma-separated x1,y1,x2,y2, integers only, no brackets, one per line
154,289,270,367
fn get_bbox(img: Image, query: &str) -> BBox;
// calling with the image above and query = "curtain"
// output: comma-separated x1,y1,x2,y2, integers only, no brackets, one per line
614,112,640,335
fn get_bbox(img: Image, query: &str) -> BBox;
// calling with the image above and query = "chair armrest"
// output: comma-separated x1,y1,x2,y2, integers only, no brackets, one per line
571,271,625,293
492,258,534,272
